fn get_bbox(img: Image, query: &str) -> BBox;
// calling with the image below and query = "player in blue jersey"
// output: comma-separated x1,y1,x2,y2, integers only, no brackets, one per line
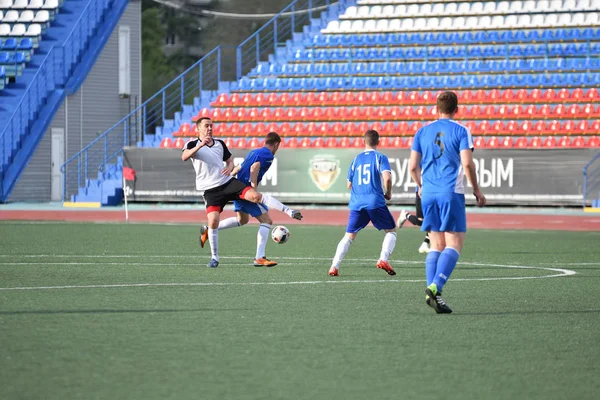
409,91,486,313
199,132,303,267
328,130,398,277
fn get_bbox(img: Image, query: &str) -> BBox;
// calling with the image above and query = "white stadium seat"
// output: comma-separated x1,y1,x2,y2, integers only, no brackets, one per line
414,17,426,30
572,12,586,25
557,13,571,26
537,0,550,12
473,15,488,28
2,9,18,22
25,22,40,36
544,13,558,26
349,19,363,32
425,17,439,30
456,2,469,14
382,5,394,18
563,0,576,10
322,20,337,33
440,16,453,29
367,18,382,32
394,4,407,17
470,2,483,14
0,23,10,35
12,0,27,9
504,14,518,27
522,0,536,12
585,12,599,25
375,19,389,31
400,17,414,30
369,5,383,18
10,23,25,35
550,0,563,11
357,6,370,18
419,3,432,16
442,3,458,17
33,9,48,23
528,14,543,27
18,9,34,22
342,6,356,18
578,0,591,9
497,1,510,13
27,0,44,8
490,15,504,28
0,0,12,9
0,10,3,20
433,3,445,15
509,1,522,12
340,20,353,33
406,4,419,16
388,18,401,31
484,1,497,13
42,0,58,11
453,16,466,28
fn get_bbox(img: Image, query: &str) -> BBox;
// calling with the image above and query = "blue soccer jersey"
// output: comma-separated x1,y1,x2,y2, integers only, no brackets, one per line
236,147,274,186
411,119,474,194
347,150,391,211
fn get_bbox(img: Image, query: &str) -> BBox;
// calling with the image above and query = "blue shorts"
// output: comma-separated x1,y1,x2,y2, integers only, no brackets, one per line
346,206,396,233
233,199,268,218
421,192,467,233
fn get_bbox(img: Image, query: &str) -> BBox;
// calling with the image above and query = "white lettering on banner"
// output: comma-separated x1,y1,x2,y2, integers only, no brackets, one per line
232,157,278,186
471,158,514,188
389,158,416,192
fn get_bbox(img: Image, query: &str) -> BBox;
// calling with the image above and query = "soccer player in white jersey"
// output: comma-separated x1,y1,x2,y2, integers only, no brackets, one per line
182,117,302,268
328,129,398,277
409,91,486,313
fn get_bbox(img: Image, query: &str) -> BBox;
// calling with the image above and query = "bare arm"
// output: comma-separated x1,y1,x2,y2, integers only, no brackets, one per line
221,156,234,176
249,161,261,188
181,138,209,161
460,149,486,206
230,164,242,177
409,150,422,195
347,180,352,190
382,171,392,200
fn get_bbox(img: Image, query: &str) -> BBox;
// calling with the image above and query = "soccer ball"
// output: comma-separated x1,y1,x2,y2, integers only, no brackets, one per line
271,225,290,244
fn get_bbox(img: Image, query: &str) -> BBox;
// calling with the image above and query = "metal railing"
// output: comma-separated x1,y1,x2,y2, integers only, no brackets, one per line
61,46,224,201
236,0,341,80
0,0,115,199
583,152,600,208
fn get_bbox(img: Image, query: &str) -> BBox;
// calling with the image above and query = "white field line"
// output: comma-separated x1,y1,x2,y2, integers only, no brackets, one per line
0,258,577,291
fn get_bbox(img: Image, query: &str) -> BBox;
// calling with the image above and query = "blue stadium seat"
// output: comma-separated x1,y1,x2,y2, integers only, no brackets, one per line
17,38,32,52
2,38,17,51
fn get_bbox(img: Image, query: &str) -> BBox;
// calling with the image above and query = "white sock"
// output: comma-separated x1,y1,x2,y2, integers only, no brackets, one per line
332,236,353,268
260,193,291,214
256,223,271,260
218,217,240,230
379,232,397,262
208,228,219,261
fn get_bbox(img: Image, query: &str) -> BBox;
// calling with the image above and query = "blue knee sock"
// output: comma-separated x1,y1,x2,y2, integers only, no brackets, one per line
425,250,441,286
433,247,460,292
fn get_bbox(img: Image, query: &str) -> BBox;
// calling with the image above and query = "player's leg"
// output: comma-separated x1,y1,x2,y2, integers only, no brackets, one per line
253,212,277,267
415,193,431,254
369,206,398,276
242,186,303,221
205,207,222,268
329,210,368,276
200,208,249,248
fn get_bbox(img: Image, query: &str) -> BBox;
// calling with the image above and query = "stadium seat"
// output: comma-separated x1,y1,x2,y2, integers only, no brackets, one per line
572,136,586,147
299,137,311,147
544,136,558,147
160,137,172,148
487,136,500,148
338,137,350,148
500,137,514,147
530,136,543,147
558,136,572,147
235,138,247,148
173,137,185,149
515,137,529,148
587,136,600,147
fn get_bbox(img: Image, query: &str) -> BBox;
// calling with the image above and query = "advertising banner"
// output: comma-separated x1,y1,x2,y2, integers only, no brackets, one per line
122,147,596,206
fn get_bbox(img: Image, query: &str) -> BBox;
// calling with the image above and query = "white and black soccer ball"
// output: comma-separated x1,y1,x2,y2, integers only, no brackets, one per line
271,225,290,244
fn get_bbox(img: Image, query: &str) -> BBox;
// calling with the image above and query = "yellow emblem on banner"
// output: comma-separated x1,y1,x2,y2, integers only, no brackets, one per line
309,155,341,191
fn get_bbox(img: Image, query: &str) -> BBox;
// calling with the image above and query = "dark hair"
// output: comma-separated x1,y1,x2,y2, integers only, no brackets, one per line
195,117,212,125
364,129,379,147
437,91,459,115
265,131,281,145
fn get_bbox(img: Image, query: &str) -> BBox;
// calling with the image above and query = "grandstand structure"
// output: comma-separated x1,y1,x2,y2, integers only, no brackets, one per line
0,0,139,203
51,0,600,205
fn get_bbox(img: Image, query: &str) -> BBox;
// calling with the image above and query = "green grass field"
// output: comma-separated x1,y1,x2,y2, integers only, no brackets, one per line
0,221,599,400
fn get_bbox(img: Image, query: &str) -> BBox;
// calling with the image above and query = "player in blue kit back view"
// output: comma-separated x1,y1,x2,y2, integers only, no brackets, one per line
409,91,486,313
328,130,398,277
199,132,303,267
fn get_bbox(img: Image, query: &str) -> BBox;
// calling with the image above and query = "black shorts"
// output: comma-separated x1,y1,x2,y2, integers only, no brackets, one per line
203,179,251,213
415,192,423,219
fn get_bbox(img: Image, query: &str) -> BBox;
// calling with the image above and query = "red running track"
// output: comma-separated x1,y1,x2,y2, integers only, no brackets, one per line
1,209,599,231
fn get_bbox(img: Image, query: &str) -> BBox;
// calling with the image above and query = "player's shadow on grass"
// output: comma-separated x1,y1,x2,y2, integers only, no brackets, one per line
0,308,249,316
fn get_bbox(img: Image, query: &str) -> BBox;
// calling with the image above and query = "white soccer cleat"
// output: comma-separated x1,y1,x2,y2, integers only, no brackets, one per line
397,210,408,228
418,242,430,254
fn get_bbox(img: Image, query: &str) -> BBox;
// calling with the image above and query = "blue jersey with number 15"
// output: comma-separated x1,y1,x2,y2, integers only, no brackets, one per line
347,150,391,211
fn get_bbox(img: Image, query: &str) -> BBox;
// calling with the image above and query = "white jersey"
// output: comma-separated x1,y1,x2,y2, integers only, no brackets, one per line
183,138,233,194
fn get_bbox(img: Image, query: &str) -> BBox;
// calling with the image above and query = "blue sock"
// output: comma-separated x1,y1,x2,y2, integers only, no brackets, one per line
433,247,460,292
425,250,441,286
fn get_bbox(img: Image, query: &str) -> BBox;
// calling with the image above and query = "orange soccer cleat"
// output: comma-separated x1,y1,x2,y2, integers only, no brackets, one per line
253,257,278,267
376,260,396,276
328,266,339,276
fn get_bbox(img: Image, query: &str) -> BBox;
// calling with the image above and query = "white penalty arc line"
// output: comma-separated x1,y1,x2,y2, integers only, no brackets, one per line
0,264,576,292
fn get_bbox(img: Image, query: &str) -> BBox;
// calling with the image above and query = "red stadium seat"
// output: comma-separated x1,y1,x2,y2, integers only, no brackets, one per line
298,107,310,121
558,136,571,147
258,108,271,121
254,123,267,135
266,92,279,106
367,91,381,104
572,136,586,147
299,137,311,148
501,89,515,102
421,91,435,105
404,136,414,148
562,120,575,133
547,120,561,134
543,88,557,102
266,123,278,134
325,137,338,147
460,89,474,104
348,107,361,120
338,137,350,147
234,108,248,121
407,91,420,104
344,122,358,136
538,104,551,118
500,136,514,148
285,137,298,148
557,88,569,101
178,123,191,137
528,88,543,103
278,122,291,135
496,104,509,118
544,136,557,147
328,92,341,105
468,105,482,119
570,88,584,102
587,136,600,147
227,123,241,135
221,108,234,122
409,121,422,134
247,108,261,122
477,120,490,135
378,136,390,148
491,121,505,134
394,91,407,105
251,93,265,107
292,123,306,136
510,105,523,119
160,137,172,148
315,91,327,105
533,121,547,135
371,121,384,133
211,93,230,107
515,137,528,148
530,136,543,147
272,108,286,121
567,104,581,118
229,93,241,106
279,93,292,106
248,137,260,148
396,121,409,136
585,88,599,102
304,92,317,106
331,122,344,136
361,106,376,120
285,108,297,121
351,137,363,147
317,123,330,135
341,91,356,105
382,122,396,135
381,91,394,105
474,136,485,147
391,137,404,147
581,103,595,118
487,136,500,148
224,137,235,148
213,123,224,136
488,89,502,103
515,89,528,103
241,124,254,136
519,121,532,135
241,93,253,106
235,138,247,148
464,121,477,134
173,137,185,148
524,104,537,119
592,120,600,132
312,137,325,148
291,92,303,106
305,122,318,135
